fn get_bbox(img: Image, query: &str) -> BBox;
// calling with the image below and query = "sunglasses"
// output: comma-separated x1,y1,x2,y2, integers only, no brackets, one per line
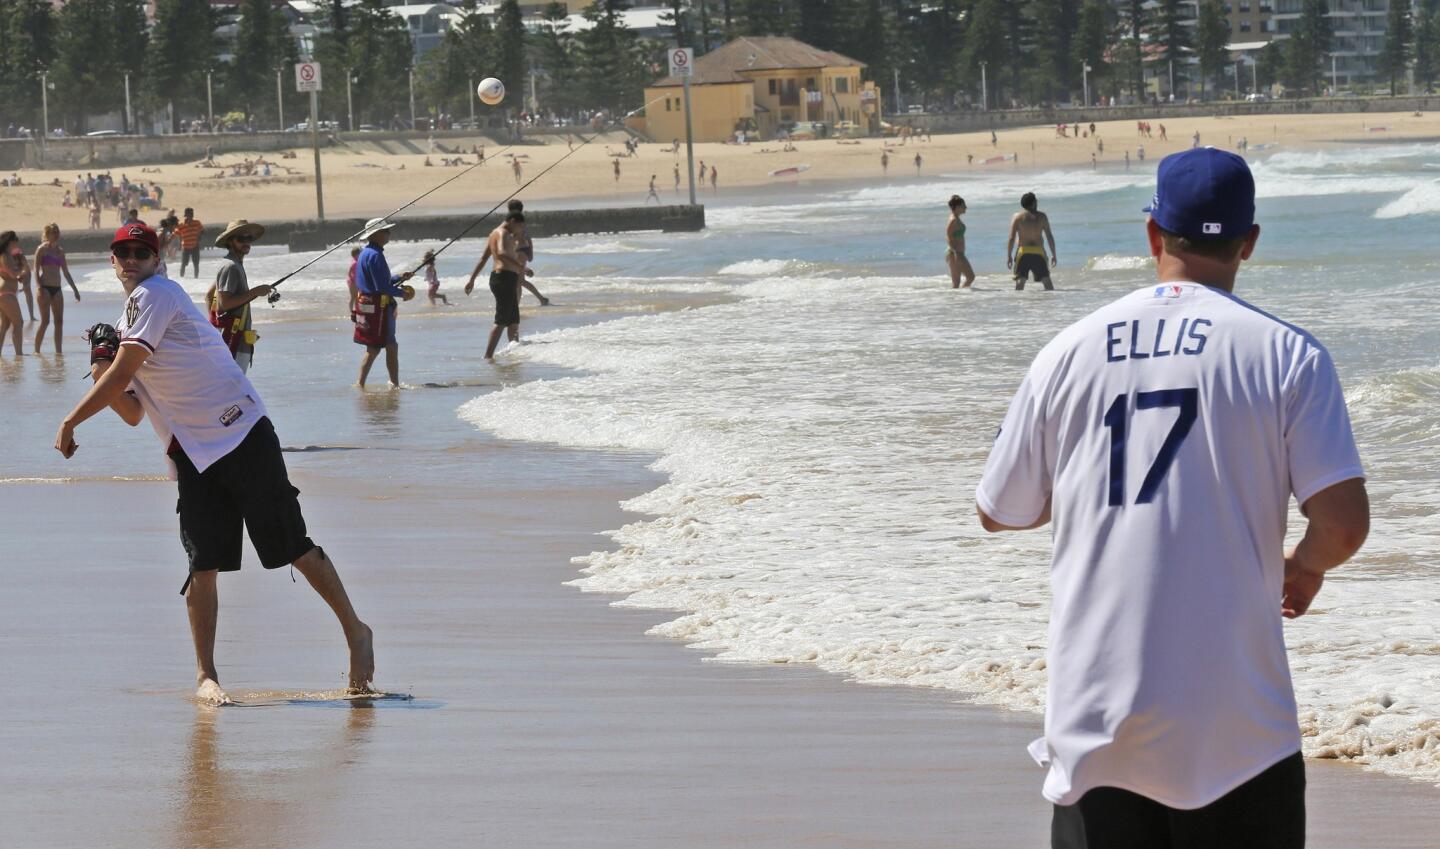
112,246,154,261
233,235,256,244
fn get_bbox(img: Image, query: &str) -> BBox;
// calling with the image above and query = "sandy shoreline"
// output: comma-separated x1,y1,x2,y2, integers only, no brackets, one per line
3,110,1436,236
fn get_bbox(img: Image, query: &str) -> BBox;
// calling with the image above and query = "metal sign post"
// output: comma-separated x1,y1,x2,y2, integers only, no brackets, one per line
669,47,695,207
296,62,325,220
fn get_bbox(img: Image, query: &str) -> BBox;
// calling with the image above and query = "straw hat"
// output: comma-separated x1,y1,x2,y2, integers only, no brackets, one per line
213,219,265,247
358,217,397,242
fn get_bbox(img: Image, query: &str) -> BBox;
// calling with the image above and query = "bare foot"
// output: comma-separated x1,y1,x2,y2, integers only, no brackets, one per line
348,623,375,692
196,678,233,706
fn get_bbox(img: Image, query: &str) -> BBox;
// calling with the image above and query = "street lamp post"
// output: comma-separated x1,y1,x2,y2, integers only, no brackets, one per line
39,71,49,166
1234,60,1241,99
980,61,988,111
346,72,354,131
408,69,416,129
206,70,214,132
1169,59,1175,100
124,72,133,134
1082,63,1091,108
276,68,285,131
1330,54,1338,94
468,76,475,126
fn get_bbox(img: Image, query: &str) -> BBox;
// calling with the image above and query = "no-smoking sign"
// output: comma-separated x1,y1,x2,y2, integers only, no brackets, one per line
668,48,692,78
295,61,323,92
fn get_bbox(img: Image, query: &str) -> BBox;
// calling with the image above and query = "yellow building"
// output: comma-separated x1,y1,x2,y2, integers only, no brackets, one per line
643,36,880,143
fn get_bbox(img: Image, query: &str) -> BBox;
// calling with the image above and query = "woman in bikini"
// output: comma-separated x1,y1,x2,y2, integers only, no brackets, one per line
945,195,975,289
0,231,26,355
33,223,80,353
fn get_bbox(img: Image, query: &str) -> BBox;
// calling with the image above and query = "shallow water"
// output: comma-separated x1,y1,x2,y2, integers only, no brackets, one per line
3,142,1437,794
453,143,1440,785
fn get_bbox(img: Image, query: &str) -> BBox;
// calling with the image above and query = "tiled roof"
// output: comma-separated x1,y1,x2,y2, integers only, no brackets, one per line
651,36,865,88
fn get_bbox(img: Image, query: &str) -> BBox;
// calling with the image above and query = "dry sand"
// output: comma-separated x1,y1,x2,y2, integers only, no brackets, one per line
5,110,1437,234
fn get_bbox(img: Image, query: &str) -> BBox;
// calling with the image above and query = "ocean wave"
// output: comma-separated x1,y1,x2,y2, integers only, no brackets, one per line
456,276,1440,786
1374,180,1440,219
541,241,668,255
1085,254,1153,272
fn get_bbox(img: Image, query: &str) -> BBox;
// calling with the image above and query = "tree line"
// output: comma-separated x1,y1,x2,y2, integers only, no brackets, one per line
1,0,1437,135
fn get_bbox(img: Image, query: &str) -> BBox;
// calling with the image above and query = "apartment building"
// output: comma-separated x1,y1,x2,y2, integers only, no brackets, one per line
1271,0,1411,86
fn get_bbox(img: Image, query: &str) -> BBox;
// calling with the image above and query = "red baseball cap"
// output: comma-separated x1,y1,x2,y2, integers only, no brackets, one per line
110,223,159,253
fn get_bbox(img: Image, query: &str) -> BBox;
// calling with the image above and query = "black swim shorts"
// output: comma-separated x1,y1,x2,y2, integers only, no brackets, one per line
490,269,520,326
1051,751,1305,849
172,417,315,578
1014,253,1052,289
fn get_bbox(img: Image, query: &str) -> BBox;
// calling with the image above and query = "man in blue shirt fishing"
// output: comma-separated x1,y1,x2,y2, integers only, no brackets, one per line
353,217,415,388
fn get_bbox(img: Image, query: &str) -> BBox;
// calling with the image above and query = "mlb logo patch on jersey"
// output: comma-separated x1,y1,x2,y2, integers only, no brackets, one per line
1153,285,1184,299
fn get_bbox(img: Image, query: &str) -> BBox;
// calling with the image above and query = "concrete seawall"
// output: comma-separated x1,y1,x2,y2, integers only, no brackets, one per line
893,95,1440,135
18,204,705,257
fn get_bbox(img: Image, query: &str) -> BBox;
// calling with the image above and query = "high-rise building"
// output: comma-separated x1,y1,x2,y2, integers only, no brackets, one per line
1271,0,1414,86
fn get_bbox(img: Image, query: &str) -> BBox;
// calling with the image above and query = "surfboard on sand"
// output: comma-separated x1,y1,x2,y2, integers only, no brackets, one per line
769,163,811,178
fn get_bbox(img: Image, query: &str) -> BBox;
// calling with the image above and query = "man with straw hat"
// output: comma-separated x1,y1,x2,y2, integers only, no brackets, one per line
208,219,269,373
353,217,414,388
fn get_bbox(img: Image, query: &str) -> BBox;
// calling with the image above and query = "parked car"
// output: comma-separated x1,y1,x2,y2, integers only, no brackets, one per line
833,120,861,138
85,129,122,138
1244,92,1270,102
905,105,925,114
787,120,826,140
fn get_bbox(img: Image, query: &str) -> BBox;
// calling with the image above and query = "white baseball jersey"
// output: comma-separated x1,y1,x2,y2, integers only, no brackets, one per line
976,282,1363,809
118,273,267,473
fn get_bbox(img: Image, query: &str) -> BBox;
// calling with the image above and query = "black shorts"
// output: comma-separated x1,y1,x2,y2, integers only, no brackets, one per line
1051,751,1305,849
172,417,315,577
1014,252,1052,287
490,270,520,326
181,247,200,268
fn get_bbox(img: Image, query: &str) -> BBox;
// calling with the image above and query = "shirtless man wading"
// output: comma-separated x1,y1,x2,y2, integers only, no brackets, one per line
473,212,529,361
1007,192,1058,291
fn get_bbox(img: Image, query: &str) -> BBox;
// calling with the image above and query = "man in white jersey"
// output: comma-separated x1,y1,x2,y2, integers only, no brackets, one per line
976,148,1369,847
54,223,376,705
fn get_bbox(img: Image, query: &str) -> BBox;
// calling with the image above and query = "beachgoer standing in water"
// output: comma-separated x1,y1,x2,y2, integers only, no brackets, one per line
1006,192,1057,291
945,196,974,289
208,220,270,374
422,250,450,305
54,222,376,705
646,175,660,204
346,246,361,316
977,147,1368,849
175,208,203,278
473,212,529,362
0,231,27,355
8,235,36,321
354,218,414,388
33,224,80,353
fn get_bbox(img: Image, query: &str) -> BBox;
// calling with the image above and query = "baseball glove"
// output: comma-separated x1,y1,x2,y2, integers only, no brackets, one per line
85,323,121,365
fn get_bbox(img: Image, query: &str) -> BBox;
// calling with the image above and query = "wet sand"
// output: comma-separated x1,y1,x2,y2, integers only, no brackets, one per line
3,238,1438,846
4,451,1439,847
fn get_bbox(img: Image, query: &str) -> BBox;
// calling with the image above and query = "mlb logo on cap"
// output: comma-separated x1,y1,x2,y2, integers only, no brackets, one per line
1143,148,1255,241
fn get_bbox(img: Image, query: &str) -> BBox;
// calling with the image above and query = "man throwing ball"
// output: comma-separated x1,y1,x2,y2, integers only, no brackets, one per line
977,149,1368,847
55,223,376,704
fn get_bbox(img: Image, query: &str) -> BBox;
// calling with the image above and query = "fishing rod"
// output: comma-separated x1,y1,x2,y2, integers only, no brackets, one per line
265,140,516,304
413,96,668,270
267,94,668,304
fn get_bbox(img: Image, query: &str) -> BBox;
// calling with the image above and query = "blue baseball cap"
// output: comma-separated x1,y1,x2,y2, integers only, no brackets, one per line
1143,148,1255,240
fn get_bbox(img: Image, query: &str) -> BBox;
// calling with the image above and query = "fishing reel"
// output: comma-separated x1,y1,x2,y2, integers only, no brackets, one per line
267,287,283,305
